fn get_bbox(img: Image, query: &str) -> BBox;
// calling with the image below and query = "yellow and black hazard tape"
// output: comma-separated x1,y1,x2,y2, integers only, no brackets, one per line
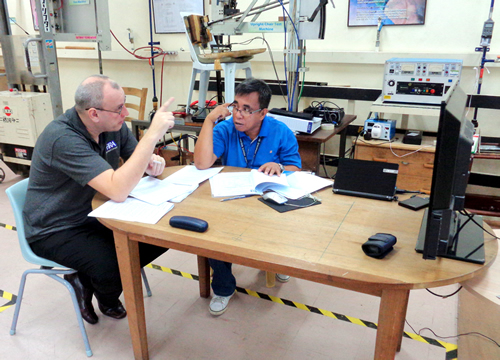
147,263,457,360
0,222,16,231
1,224,18,312
0,289,17,313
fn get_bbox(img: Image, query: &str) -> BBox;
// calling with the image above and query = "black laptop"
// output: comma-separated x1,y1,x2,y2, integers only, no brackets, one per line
333,158,399,201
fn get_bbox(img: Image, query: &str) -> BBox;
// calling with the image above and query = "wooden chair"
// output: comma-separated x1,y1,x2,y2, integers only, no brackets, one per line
122,87,148,122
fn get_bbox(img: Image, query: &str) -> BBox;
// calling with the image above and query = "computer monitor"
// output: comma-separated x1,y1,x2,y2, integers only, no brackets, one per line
415,85,485,264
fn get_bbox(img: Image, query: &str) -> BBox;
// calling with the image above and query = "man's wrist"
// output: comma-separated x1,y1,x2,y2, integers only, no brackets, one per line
278,163,285,172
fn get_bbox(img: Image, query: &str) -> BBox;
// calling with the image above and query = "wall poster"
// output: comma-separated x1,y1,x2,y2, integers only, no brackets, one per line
348,0,426,27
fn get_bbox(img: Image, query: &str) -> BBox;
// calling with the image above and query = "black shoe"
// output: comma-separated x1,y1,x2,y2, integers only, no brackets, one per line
64,273,99,325
98,300,127,320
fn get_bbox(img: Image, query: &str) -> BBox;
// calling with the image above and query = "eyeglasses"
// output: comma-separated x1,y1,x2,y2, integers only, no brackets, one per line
85,105,125,116
228,102,262,117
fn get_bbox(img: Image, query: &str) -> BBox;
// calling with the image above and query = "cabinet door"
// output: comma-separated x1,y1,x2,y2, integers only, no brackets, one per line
355,144,434,193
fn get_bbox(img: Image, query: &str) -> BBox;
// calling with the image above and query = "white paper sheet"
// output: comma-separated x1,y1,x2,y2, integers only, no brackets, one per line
209,170,289,197
88,197,174,224
129,176,196,205
164,166,223,186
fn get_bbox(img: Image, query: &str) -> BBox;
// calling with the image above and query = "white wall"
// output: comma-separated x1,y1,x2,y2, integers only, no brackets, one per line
4,0,500,175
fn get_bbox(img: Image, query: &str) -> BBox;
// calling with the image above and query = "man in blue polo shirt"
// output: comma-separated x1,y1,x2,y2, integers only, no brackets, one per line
194,78,301,316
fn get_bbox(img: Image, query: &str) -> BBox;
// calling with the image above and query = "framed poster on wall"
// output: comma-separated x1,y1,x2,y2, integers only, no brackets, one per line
152,0,204,34
348,0,426,27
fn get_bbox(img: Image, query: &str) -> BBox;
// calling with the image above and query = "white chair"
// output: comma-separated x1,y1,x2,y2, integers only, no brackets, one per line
180,12,263,116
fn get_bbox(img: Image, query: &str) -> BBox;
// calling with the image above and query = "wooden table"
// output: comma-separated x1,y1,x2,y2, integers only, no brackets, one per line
132,114,356,174
295,114,356,173
92,166,497,360
459,233,500,359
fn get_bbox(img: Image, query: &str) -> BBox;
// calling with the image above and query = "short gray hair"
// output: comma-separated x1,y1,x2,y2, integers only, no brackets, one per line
74,75,120,111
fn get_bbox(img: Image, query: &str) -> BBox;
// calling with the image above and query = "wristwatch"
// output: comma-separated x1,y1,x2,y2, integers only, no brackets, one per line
278,163,285,172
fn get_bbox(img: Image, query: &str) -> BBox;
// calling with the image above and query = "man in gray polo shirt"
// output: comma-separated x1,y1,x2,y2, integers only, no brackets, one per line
24,74,175,324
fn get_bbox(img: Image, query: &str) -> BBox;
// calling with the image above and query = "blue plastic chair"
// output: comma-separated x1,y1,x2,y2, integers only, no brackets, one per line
6,179,154,357
6,178,93,357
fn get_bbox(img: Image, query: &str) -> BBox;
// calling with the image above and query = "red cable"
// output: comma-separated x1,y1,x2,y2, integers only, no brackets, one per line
110,30,164,60
56,0,63,11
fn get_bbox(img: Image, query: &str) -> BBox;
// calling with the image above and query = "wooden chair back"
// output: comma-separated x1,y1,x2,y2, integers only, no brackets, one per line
122,87,148,122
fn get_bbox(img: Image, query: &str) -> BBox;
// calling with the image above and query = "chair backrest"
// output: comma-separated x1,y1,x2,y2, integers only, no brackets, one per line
180,12,212,67
122,87,148,122
6,178,64,268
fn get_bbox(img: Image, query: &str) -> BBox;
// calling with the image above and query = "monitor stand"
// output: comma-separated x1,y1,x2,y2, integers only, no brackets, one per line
415,209,486,264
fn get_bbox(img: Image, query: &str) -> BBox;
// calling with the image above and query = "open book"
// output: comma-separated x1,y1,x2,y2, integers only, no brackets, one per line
209,169,290,197
210,170,333,199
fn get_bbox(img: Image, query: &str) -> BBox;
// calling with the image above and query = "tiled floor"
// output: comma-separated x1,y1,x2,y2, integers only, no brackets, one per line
0,169,460,360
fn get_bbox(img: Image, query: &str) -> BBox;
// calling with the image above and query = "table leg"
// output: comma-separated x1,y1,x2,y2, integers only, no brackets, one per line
297,141,321,174
197,256,210,298
266,272,276,288
339,127,348,158
374,289,410,360
114,231,149,360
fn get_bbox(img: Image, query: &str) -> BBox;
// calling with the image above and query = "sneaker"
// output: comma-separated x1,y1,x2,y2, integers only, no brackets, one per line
276,274,290,283
209,294,233,316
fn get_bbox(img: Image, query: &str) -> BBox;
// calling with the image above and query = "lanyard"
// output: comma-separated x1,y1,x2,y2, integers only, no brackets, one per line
238,136,262,168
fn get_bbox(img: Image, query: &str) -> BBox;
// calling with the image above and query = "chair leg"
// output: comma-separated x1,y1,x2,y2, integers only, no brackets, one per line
244,64,252,79
10,269,29,335
186,68,199,114
141,268,152,297
223,63,237,104
54,274,93,357
198,70,210,113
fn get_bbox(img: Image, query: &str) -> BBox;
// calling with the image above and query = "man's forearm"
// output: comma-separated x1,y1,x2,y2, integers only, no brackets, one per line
89,130,159,202
194,119,217,169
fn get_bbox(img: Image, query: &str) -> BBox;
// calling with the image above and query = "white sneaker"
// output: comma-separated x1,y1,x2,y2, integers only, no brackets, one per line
276,274,290,283
209,294,233,316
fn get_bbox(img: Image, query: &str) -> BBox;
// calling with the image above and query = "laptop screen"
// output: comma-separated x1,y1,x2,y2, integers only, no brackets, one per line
333,158,399,201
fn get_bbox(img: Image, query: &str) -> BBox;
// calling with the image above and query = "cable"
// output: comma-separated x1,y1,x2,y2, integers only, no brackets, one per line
9,18,30,35
277,0,301,111
389,141,433,158
55,0,64,11
405,320,500,348
110,30,164,60
426,286,462,298
230,36,287,102
459,210,500,240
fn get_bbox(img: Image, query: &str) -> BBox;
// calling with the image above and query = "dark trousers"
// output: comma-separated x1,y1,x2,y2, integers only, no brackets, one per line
31,218,167,307
208,258,236,296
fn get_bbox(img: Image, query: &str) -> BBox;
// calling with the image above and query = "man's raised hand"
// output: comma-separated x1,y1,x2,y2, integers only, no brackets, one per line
150,97,176,136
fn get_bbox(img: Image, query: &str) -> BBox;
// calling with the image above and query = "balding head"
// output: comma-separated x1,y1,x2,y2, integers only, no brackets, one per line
75,75,121,113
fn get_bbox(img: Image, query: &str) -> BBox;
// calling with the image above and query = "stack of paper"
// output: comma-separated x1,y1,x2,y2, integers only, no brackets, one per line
89,166,224,224
88,197,174,225
129,177,197,205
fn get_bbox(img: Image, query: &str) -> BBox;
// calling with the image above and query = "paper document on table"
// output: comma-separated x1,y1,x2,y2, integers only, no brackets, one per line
129,176,196,205
88,197,174,224
164,166,223,186
169,184,199,203
209,170,289,197
277,172,333,199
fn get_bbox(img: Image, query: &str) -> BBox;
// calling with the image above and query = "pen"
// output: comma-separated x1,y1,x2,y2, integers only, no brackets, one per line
153,160,162,165
220,195,253,202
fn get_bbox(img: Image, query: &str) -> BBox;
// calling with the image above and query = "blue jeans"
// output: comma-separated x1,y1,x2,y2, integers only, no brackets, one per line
209,258,236,296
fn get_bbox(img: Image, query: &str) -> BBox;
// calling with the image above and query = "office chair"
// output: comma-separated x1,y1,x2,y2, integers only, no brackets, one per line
6,179,153,357
181,12,265,117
